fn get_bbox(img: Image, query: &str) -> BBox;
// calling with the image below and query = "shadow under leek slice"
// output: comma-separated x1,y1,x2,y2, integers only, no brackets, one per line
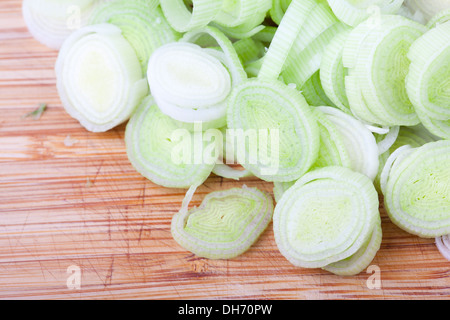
125,96,216,189
171,186,274,259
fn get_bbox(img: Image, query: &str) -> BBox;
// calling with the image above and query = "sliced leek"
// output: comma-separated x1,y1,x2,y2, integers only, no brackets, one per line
22,0,98,50
323,217,382,276
214,0,271,28
227,79,320,182
318,107,379,180
406,21,450,139
89,0,179,74
125,96,216,189
383,140,450,238
159,0,224,33
327,0,405,27
320,29,352,114
147,27,246,128
273,166,380,269
344,15,427,127
171,185,274,259
55,23,148,132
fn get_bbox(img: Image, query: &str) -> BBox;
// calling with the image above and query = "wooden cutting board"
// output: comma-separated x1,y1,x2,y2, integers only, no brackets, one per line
0,0,448,300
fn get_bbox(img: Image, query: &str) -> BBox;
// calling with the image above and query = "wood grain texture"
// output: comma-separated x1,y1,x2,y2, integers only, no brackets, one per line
0,0,449,300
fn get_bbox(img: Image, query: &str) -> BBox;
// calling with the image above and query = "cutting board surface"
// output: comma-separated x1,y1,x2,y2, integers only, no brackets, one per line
0,0,449,300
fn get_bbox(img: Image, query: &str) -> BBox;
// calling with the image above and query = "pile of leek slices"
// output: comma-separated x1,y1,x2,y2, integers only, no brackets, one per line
23,0,450,275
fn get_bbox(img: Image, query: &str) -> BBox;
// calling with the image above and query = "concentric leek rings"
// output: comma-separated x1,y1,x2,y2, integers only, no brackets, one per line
171,186,274,259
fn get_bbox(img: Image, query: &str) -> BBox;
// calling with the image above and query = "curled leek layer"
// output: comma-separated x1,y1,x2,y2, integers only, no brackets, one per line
227,79,320,182
159,0,223,33
317,107,380,181
383,140,450,238
323,217,382,276
171,186,274,259
435,235,450,261
320,29,352,114
310,108,352,170
89,0,179,74
343,15,427,127
125,96,217,189
406,21,450,139
273,166,380,269
327,0,405,27
147,27,246,128
22,0,98,50
55,23,148,132
214,0,271,28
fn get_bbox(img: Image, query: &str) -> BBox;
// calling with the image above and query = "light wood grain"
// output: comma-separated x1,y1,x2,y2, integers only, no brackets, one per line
0,0,449,300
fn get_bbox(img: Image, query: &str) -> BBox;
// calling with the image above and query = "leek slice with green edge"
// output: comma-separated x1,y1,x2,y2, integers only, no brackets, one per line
227,79,320,182
383,140,450,238
320,29,352,114
22,0,98,50
273,166,379,269
125,96,216,189
282,22,347,89
318,107,379,181
258,0,317,81
406,21,450,139
300,71,336,108
427,8,450,28
171,185,274,259
147,26,246,129
89,0,179,74
270,0,292,25
159,0,224,33
323,217,382,276
55,23,148,132
214,0,271,28
327,0,405,27
310,108,352,170
344,15,427,127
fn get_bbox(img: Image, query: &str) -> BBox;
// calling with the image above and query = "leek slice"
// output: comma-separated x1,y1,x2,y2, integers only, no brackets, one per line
171,186,274,259
147,27,246,128
270,0,292,25
427,8,450,28
55,23,148,132
300,71,337,108
125,96,216,189
22,0,98,50
159,0,224,33
89,0,179,74
273,166,379,268
311,108,352,170
214,0,271,28
258,0,317,81
383,140,450,238
344,15,427,126
327,0,405,27
318,107,379,181
406,21,450,139
227,79,320,182
323,217,382,276
320,29,352,114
